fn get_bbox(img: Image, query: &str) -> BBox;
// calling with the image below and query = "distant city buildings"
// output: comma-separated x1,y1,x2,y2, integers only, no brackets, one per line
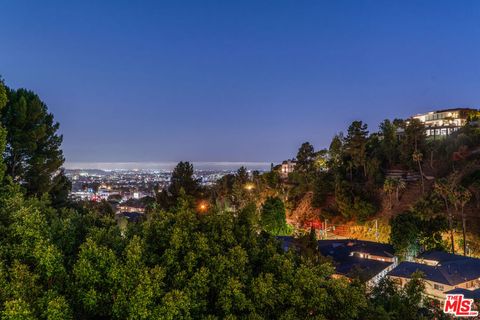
412,108,478,138
66,168,247,203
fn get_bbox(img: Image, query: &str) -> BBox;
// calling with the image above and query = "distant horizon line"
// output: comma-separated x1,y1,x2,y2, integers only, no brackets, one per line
64,161,275,171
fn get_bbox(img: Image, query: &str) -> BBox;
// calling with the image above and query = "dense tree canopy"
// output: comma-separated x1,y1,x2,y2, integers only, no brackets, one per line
260,196,288,235
1,88,65,197
0,76,474,319
0,183,372,319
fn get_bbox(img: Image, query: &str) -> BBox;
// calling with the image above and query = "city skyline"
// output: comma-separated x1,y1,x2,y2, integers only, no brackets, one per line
64,161,272,171
2,1,480,163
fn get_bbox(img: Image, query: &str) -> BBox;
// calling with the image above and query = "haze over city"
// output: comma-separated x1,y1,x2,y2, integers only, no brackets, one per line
2,1,480,318
2,1,480,165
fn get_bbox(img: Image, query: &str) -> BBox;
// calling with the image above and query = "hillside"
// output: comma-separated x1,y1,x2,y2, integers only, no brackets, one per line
271,117,480,258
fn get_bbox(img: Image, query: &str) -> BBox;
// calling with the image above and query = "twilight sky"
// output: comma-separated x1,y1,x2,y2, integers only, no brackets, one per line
1,1,480,164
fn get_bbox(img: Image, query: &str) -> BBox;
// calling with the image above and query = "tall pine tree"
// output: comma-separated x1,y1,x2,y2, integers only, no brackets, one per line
2,88,66,197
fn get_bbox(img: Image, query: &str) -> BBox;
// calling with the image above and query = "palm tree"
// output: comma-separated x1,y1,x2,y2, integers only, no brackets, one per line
392,178,406,203
383,178,395,209
435,178,455,254
455,187,471,256
412,151,424,194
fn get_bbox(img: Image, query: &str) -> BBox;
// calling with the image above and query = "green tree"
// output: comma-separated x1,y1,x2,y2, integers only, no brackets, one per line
390,178,406,203
312,171,333,208
452,186,471,255
379,119,399,167
366,272,436,320
73,237,118,318
390,211,447,259
0,79,8,180
169,161,199,197
400,118,426,168
383,177,396,209
412,151,424,194
157,161,200,209
260,196,287,235
295,142,315,175
328,133,344,171
2,88,65,197
434,178,456,254
1,299,35,320
231,166,256,209
344,121,369,178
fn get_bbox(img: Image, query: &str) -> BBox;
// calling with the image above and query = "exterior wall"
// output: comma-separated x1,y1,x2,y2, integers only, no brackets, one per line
412,109,474,137
389,276,480,301
351,252,396,263
389,276,452,300
280,161,296,178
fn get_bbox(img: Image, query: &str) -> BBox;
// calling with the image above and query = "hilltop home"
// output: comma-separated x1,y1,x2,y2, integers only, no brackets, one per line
280,160,296,179
388,251,480,301
412,108,477,138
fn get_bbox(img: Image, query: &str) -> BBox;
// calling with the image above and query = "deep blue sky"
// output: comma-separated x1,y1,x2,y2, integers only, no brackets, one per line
1,1,480,164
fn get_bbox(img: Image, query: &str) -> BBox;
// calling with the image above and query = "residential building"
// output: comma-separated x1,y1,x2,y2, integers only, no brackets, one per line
445,288,480,300
280,160,296,179
388,251,480,301
412,108,477,138
276,237,398,287
317,239,398,287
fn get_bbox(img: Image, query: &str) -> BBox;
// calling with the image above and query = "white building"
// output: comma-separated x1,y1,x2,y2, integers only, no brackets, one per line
280,160,296,178
412,108,477,137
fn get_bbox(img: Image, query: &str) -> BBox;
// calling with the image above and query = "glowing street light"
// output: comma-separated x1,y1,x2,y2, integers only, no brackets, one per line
198,201,209,213
244,183,255,191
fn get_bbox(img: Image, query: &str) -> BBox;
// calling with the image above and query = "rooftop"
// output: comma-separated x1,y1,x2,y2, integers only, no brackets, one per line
388,251,480,286
445,288,480,300
276,237,396,281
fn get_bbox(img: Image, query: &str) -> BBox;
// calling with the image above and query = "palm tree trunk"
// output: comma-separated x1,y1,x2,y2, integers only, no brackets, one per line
417,160,425,194
462,207,467,256
444,200,455,254
430,150,434,170
449,214,455,254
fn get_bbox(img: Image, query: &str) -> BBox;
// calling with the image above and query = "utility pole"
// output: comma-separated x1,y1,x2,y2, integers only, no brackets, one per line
374,219,379,241
324,219,328,240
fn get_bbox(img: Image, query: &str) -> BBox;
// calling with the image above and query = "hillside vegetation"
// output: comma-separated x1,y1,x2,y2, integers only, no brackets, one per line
239,115,480,258
0,77,467,319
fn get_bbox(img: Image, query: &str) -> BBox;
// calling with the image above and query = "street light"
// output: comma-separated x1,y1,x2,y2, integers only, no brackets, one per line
197,201,209,213
244,183,255,191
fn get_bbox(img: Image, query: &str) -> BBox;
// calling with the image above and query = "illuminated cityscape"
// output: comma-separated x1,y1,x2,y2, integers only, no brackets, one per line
1,1,480,318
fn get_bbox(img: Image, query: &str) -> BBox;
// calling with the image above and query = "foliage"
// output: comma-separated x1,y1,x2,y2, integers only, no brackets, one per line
344,121,369,178
390,211,447,259
2,88,65,197
0,179,372,319
311,171,333,208
364,272,444,320
260,197,289,235
295,142,315,175
156,161,201,209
